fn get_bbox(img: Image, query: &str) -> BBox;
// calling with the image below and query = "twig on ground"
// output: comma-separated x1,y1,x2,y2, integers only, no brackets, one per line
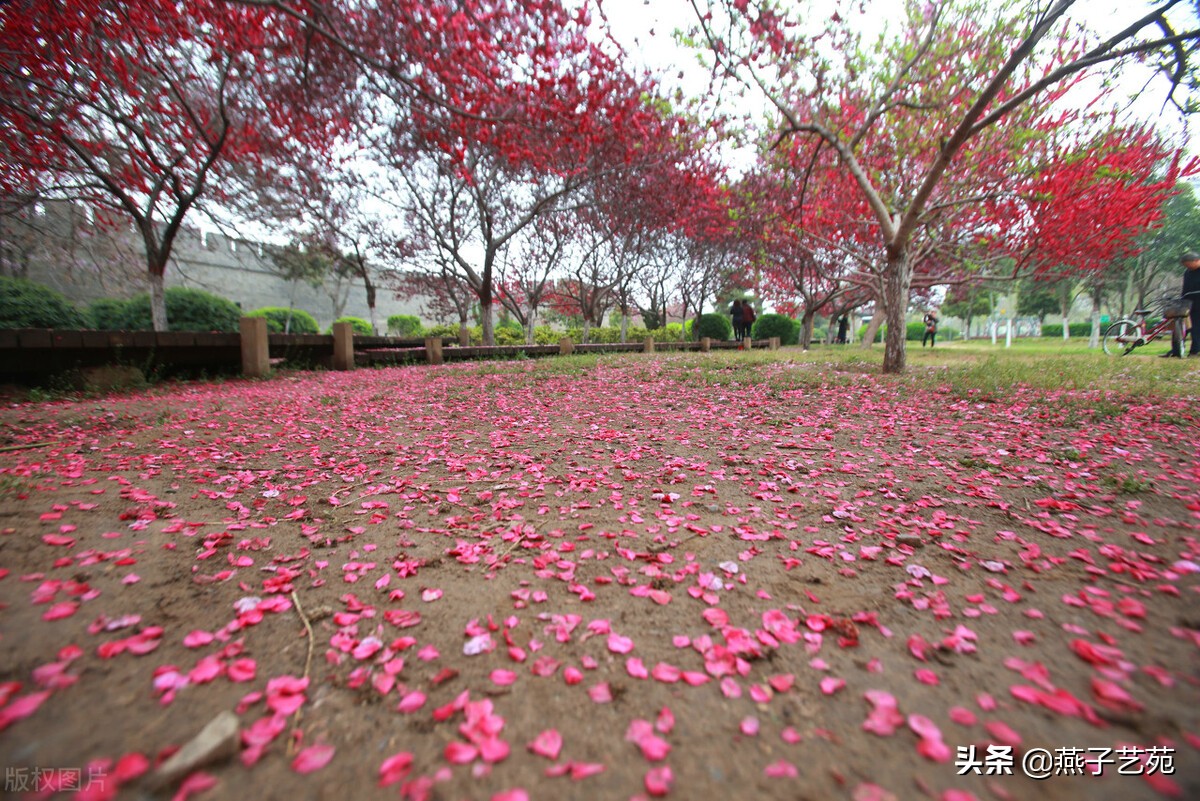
288,589,316,756
0,441,59,453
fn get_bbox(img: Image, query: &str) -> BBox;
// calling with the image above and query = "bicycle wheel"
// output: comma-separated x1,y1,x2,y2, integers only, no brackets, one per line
1102,320,1140,355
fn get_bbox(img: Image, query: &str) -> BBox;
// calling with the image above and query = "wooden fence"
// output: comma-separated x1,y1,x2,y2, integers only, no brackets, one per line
0,319,780,382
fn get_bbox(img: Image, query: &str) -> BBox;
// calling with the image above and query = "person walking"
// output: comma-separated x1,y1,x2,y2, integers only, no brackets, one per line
1163,251,1200,358
742,302,756,340
837,315,849,344
729,299,744,341
922,310,938,347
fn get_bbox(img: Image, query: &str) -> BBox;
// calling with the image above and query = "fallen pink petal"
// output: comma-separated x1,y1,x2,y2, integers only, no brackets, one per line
0,307,1196,801
291,743,335,774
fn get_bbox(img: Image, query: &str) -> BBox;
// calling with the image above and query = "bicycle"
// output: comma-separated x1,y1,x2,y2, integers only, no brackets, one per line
1101,299,1192,356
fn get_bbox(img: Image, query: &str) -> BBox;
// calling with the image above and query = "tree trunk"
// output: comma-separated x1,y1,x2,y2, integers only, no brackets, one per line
800,309,816,350
364,278,378,335
524,306,537,345
285,280,299,334
582,317,592,344
861,314,883,349
881,250,912,374
149,271,168,332
620,312,629,344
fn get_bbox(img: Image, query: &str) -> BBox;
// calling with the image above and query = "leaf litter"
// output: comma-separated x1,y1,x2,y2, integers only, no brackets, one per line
0,355,1197,800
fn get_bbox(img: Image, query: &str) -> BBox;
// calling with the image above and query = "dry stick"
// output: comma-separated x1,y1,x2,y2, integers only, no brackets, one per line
0,441,59,453
648,530,708,554
287,590,316,756
497,516,557,558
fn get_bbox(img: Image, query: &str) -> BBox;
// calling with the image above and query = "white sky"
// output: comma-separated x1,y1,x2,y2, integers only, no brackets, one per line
597,0,1196,157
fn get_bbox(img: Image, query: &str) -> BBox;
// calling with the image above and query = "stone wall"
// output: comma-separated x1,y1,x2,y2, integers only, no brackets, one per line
1,202,425,331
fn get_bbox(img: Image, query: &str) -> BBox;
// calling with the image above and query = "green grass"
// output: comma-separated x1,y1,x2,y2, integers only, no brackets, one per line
615,338,1199,402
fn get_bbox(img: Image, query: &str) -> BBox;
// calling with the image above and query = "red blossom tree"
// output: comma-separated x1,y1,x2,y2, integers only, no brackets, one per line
692,0,1199,371
0,0,349,329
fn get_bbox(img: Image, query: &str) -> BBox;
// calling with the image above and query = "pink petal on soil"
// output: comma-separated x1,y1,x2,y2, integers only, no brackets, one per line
984,720,1021,746
227,659,256,683
608,633,634,654
183,631,214,648
490,670,518,686
444,741,478,764
948,707,977,726
491,791,529,801
378,751,414,787
570,762,606,779
764,760,799,778
397,690,426,713
0,690,51,731
479,736,510,763
645,765,674,796
820,677,846,695
171,771,217,801
588,683,612,703
291,743,335,774
42,601,78,621
528,729,562,760
914,669,939,686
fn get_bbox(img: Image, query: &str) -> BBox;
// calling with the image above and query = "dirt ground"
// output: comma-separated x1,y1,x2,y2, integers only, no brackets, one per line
0,352,1198,801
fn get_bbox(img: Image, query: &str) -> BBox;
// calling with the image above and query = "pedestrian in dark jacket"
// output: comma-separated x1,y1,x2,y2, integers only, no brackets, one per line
922,311,938,347
729,299,744,340
1164,251,1200,357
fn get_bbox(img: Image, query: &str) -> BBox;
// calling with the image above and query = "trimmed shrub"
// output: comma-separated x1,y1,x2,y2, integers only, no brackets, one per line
387,314,423,337
1040,323,1092,338
532,326,560,345
907,321,928,341
494,326,525,345
662,322,685,341
752,313,799,345
0,277,87,329
247,306,319,334
87,298,129,330
696,313,734,340
114,287,242,332
425,323,462,341
329,316,373,335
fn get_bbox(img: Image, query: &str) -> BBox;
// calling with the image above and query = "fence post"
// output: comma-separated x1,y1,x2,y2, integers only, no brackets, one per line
643,336,655,353
425,336,444,365
240,317,270,378
769,336,780,350
742,336,752,350
559,338,574,355
700,337,711,353
332,322,354,370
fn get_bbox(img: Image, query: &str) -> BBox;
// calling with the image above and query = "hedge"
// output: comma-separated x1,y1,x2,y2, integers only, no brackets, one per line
104,287,242,332
387,314,423,337
87,298,129,330
695,313,733,341
856,322,959,343
247,306,319,334
1040,323,1093,338
329,316,373,335
0,277,88,329
751,313,799,345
